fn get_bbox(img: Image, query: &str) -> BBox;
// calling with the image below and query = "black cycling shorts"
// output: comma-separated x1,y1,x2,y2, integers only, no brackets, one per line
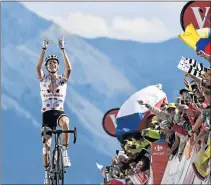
41,110,67,137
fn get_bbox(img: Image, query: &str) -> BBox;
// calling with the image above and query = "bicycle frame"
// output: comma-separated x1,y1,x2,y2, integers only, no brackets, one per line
54,131,62,157
42,126,77,185
53,132,63,185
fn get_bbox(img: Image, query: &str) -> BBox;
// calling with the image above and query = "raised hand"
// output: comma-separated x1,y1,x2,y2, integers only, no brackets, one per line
42,37,49,50
138,100,145,105
58,37,65,50
197,50,205,57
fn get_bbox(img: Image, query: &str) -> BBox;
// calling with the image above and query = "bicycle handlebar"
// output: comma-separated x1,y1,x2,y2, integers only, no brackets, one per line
43,127,77,144
47,130,74,134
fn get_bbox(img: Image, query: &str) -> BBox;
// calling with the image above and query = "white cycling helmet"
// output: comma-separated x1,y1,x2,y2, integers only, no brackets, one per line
45,55,59,66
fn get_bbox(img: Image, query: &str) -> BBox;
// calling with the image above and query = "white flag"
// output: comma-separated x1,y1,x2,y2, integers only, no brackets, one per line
96,162,104,170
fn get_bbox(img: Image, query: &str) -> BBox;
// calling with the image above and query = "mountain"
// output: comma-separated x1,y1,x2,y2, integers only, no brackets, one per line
83,37,207,101
2,2,122,184
2,1,208,184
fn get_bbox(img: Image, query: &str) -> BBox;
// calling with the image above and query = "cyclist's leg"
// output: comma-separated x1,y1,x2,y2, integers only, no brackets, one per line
58,115,70,148
41,129,52,168
42,111,54,168
41,127,52,184
58,115,71,167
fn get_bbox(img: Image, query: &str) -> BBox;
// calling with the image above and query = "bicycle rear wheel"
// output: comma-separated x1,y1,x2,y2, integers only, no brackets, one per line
56,147,64,185
50,148,57,185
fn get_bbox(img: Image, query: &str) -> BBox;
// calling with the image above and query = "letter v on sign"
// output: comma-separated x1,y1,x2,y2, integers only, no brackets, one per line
191,7,210,28
109,114,117,128
180,1,211,31
102,108,119,137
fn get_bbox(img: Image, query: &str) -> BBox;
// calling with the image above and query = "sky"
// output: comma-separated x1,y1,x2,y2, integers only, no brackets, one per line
2,1,202,183
21,1,186,42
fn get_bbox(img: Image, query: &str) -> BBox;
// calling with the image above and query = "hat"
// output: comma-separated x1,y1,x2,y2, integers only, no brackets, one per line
166,103,176,110
151,116,158,124
179,88,189,95
189,80,198,90
202,69,211,78
191,84,198,90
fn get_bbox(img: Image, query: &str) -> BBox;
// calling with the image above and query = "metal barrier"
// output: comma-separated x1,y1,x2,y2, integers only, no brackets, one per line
161,150,210,184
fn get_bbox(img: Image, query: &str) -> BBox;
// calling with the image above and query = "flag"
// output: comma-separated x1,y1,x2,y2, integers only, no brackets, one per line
179,23,200,50
115,85,167,140
184,78,189,87
96,162,105,177
196,38,211,55
179,24,211,54
196,28,211,38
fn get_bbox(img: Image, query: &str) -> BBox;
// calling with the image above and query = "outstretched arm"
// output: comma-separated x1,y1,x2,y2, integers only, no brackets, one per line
61,48,72,80
36,38,49,80
138,100,172,122
36,49,45,80
58,38,72,80
197,50,211,63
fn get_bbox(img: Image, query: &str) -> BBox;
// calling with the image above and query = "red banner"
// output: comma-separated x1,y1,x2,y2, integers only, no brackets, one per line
109,179,125,185
135,172,149,184
151,142,169,184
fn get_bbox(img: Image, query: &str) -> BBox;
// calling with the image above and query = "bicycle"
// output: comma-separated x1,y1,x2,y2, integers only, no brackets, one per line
43,126,77,185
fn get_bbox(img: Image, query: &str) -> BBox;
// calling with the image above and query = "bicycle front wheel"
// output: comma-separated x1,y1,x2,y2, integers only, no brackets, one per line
56,147,64,185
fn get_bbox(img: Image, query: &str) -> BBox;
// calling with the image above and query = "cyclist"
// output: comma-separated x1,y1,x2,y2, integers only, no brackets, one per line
36,38,72,184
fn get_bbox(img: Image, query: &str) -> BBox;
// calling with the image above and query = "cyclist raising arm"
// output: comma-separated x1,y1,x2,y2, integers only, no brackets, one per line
36,38,72,184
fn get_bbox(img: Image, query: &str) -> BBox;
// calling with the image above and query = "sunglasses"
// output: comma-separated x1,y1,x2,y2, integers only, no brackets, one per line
127,145,136,149
167,108,175,112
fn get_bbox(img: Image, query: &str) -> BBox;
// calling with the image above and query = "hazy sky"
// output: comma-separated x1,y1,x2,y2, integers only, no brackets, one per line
22,1,186,42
